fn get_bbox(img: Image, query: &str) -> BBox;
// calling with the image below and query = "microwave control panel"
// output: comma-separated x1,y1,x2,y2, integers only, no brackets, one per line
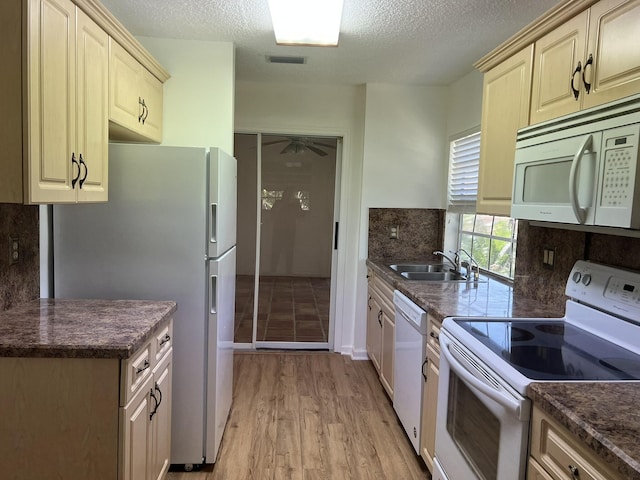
600,126,639,208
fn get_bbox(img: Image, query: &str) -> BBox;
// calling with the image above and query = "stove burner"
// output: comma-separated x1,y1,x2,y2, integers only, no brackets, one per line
599,358,640,376
535,324,565,335
510,327,535,342
502,346,567,375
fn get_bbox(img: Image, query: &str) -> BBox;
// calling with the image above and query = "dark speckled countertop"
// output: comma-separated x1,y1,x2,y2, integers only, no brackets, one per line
528,383,640,479
366,258,564,320
367,258,640,478
0,298,177,359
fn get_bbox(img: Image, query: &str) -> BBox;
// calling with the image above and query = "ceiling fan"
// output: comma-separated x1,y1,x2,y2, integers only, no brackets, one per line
262,137,336,157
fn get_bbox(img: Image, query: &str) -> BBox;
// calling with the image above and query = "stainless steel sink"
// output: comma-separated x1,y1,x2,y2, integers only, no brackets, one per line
389,263,447,273
400,271,468,281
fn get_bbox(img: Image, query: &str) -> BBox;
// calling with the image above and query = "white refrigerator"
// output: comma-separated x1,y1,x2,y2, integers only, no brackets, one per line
53,144,237,467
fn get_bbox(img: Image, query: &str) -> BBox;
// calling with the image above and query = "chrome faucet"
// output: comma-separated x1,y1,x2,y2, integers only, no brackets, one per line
433,250,459,272
457,248,480,281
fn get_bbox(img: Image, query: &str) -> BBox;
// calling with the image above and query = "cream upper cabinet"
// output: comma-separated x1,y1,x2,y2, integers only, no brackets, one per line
583,0,640,108
0,0,167,204
531,0,640,124
76,8,109,202
110,40,164,144
477,45,534,216
25,0,108,204
24,0,108,203
530,11,589,124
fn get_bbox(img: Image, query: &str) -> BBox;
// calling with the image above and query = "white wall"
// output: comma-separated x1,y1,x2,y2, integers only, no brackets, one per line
235,81,366,355
361,84,449,208
138,38,235,153
353,84,450,357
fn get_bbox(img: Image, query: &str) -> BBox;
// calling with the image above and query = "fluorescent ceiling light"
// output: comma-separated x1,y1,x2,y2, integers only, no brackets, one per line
267,0,344,46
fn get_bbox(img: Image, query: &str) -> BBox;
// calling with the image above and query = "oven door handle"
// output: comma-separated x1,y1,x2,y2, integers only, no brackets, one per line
441,338,523,419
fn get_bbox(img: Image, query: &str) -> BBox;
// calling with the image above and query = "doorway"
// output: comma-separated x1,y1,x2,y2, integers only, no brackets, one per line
234,133,340,349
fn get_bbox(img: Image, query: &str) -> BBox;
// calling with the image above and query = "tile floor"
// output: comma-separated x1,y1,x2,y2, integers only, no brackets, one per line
234,275,330,343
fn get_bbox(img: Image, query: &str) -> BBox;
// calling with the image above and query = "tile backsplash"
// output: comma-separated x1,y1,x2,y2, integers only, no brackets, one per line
0,204,39,311
368,208,445,261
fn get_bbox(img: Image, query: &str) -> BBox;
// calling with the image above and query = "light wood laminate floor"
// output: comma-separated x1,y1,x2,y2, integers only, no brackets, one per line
167,352,430,480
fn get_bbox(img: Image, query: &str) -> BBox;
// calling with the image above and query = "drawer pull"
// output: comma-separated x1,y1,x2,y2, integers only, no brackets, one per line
430,331,439,341
160,334,171,346
568,465,580,479
136,359,150,375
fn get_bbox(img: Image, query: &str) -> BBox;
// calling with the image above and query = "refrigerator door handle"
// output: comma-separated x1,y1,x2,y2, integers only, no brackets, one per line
334,221,339,250
210,275,217,314
210,203,218,245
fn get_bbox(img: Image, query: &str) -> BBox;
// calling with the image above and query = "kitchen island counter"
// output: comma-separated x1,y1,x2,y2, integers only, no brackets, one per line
528,382,640,479
0,298,177,359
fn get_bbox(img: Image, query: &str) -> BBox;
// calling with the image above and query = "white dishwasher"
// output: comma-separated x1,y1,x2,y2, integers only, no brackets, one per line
392,290,428,454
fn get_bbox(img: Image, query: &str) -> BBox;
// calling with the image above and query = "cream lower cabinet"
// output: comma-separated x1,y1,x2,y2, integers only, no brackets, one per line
0,0,108,204
366,273,382,372
476,45,533,216
420,314,441,473
365,270,395,398
122,346,173,480
530,0,640,124
0,320,173,480
528,405,623,480
110,39,164,143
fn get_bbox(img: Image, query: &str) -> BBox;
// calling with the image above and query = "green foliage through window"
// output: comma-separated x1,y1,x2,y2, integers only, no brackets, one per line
459,214,518,280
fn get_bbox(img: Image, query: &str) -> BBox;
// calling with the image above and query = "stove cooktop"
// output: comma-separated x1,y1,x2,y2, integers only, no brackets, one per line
455,319,640,381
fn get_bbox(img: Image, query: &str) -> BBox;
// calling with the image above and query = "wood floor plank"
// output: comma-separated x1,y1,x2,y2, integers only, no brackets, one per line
167,352,430,480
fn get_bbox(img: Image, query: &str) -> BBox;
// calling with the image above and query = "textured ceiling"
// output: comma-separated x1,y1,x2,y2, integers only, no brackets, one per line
100,0,562,86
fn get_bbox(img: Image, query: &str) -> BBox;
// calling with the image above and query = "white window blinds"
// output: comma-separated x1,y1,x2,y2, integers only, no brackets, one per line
447,130,481,213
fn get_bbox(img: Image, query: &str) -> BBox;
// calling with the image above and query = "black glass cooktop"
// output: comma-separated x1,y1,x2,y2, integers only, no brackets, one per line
454,319,640,381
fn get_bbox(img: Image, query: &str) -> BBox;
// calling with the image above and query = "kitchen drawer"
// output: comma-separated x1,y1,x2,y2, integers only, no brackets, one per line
530,406,623,480
153,318,173,363
372,276,395,315
121,341,152,406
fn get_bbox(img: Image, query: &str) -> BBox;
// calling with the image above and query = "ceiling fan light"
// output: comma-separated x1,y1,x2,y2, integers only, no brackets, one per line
267,0,343,46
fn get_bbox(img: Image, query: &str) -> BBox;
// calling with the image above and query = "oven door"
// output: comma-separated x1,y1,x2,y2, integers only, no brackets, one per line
434,331,531,480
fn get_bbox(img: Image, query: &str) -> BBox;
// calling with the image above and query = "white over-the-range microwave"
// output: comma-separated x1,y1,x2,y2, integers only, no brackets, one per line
512,93,640,230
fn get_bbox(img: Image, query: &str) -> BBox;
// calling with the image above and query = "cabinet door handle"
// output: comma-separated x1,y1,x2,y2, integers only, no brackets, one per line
138,97,145,122
568,464,580,478
377,310,382,326
141,99,149,124
571,61,582,100
367,295,372,311
582,53,593,94
71,153,81,189
149,386,159,420
422,358,428,382
430,331,439,342
154,382,163,410
136,359,150,375
78,154,88,189
160,333,171,346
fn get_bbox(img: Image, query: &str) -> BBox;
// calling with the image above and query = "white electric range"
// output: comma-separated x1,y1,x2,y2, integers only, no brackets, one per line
433,260,640,480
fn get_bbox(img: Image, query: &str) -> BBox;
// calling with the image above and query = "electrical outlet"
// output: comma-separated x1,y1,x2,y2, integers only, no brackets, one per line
9,236,19,265
543,247,555,270
390,225,399,239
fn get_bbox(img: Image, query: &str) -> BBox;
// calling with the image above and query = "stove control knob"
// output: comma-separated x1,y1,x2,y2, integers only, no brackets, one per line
582,274,592,286
572,271,582,283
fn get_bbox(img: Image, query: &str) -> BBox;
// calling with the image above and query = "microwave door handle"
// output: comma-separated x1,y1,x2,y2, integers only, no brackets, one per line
441,338,522,419
568,134,593,224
